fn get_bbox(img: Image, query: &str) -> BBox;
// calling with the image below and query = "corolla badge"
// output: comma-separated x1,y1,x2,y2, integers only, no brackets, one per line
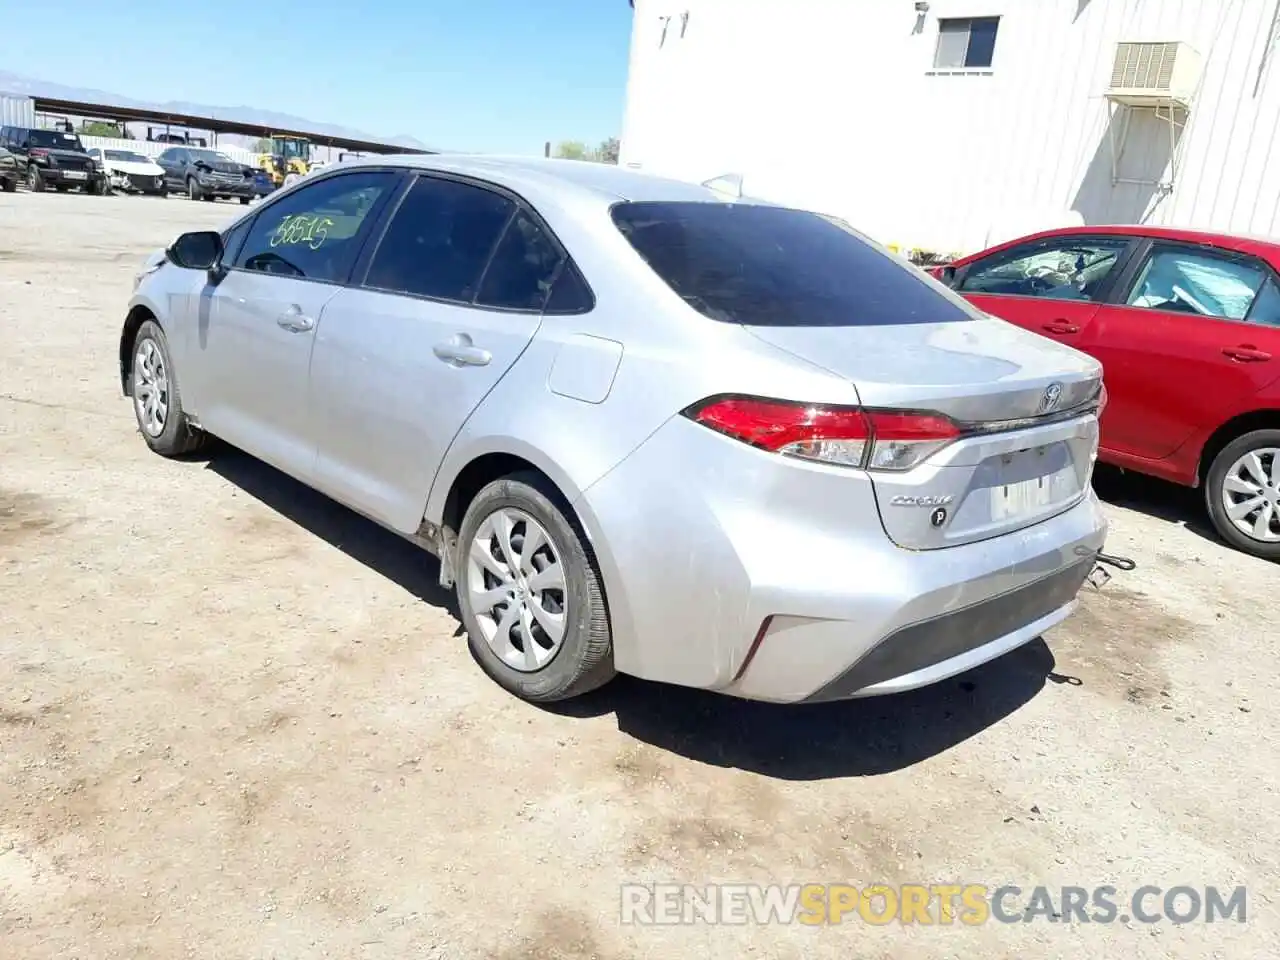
890,495,954,507
1038,382,1064,413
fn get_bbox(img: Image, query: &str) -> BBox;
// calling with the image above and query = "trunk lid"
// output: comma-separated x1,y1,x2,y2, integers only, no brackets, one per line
745,316,1103,549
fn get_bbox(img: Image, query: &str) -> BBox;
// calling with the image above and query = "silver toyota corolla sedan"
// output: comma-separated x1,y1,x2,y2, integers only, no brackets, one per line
118,155,1109,704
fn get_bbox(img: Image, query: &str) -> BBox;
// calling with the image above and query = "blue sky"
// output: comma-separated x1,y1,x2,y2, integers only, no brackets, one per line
0,0,634,153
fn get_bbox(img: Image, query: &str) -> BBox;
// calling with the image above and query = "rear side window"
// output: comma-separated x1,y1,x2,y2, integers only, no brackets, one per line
544,262,594,314
365,175,515,302
475,209,565,310
610,201,973,327
1124,245,1272,321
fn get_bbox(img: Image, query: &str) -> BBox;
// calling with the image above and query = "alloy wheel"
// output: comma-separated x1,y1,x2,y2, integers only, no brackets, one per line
1220,447,1280,543
467,508,568,672
133,338,169,438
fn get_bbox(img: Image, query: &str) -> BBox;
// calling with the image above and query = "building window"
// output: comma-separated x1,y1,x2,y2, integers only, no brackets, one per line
934,17,1000,69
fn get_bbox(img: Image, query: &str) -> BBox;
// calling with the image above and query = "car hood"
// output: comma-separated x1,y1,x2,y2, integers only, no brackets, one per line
106,159,165,175
44,149,92,161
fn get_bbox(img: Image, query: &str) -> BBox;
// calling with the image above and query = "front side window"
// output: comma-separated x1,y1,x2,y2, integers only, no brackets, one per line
364,175,516,302
1124,246,1271,321
934,17,1000,69
611,200,974,327
958,237,1130,301
233,171,397,283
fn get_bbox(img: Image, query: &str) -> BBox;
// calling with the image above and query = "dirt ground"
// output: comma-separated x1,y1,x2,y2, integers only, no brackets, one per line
1,189,1278,959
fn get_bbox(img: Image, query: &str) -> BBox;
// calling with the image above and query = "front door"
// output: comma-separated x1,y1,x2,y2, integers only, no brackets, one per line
1079,241,1280,461
193,169,402,481
309,174,569,533
953,235,1136,351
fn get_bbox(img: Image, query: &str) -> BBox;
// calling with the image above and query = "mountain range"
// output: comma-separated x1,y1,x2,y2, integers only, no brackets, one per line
0,71,438,151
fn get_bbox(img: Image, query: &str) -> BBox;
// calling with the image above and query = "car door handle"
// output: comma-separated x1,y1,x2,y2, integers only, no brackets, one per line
1222,345,1271,362
1042,321,1080,335
433,335,491,367
276,306,315,333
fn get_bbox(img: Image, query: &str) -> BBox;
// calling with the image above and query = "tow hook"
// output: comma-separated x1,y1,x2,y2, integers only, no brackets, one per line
1088,550,1136,589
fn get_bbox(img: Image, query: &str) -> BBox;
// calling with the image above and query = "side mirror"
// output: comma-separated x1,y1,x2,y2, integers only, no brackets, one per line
940,265,957,287
167,230,223,272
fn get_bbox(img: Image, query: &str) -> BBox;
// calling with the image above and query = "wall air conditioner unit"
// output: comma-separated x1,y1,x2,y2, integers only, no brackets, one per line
1105,41,1203,108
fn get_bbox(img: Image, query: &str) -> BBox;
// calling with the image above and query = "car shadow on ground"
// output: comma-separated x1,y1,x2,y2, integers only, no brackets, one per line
549,640,1064,780
1090,464,1222,546
201,445,461,620
199,443,1061,780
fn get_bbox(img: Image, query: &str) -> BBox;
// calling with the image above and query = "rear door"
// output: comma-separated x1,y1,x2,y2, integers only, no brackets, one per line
952,235,1137,349
1079,240,1280,460
308,173,572,532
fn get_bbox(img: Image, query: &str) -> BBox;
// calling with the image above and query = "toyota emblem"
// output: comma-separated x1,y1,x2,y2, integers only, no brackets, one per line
1038,382,1064,413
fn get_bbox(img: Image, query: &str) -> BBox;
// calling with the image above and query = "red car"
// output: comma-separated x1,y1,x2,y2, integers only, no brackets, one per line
932,224,1280,560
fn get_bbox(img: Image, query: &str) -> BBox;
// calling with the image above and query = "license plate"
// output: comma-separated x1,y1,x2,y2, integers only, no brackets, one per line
991,476,1057,521
63,170,87,180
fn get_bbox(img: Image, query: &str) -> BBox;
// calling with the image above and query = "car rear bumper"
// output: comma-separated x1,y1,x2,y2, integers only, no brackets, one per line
577,415,1107,704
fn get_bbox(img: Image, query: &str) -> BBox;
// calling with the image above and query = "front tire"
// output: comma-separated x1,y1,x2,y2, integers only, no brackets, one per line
0,177,15,193
187,177,202,201
128,320,207,457
456,473,614,702
1205,429,1280,561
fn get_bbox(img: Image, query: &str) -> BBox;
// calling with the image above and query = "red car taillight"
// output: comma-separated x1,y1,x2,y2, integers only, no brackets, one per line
683,395,962,472
29,148,48,158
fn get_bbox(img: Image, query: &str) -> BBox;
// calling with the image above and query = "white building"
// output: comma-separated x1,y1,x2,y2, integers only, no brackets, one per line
619,0,1280,256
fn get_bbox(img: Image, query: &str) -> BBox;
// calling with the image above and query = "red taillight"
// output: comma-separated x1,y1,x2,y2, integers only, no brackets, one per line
29,148,48,158
684,395,961,471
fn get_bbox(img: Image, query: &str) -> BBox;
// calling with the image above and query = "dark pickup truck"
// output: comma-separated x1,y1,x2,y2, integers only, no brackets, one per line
0,126,106,193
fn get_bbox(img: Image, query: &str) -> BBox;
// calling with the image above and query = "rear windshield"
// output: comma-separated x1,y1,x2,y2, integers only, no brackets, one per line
610,201,973,327
29,130,84,151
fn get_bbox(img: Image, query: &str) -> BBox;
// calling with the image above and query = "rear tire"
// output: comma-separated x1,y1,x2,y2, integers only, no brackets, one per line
1204,429,1280,561
456,472,615,702
239,196,251,205
0,178,15,193
128,320,208,457
27,167,44,192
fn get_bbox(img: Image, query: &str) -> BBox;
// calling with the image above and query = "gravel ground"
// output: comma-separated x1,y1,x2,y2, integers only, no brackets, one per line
1,189,1278,959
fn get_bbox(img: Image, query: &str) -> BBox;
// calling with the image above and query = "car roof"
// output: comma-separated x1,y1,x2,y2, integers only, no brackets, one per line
971,222,1280,259
334,153,769,206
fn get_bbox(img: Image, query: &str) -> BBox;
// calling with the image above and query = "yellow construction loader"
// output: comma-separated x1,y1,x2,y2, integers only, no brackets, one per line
257,135,313,187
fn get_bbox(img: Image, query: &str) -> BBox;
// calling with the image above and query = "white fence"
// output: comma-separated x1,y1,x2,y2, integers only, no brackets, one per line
79,136,260,167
